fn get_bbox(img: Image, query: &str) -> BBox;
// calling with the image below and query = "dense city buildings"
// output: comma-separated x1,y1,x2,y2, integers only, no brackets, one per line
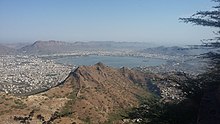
0,55,72,95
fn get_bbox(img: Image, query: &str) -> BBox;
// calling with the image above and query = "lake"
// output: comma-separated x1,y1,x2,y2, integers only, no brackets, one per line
53,55,166,68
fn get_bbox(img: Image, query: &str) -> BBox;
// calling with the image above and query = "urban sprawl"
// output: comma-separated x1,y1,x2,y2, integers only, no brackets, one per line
0,50,204,96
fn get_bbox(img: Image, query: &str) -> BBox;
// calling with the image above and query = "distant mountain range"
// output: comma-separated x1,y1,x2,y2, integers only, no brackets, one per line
141,46,189,56
140,46,218,56
1,40,218,56
0,44,16,55
0,40,156,55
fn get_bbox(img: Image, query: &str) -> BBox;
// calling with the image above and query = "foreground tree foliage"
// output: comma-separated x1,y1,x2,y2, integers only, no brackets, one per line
179,0,220,43
127,0,220,124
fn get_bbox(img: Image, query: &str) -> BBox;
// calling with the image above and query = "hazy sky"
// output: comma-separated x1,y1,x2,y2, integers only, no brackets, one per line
0,0,217,45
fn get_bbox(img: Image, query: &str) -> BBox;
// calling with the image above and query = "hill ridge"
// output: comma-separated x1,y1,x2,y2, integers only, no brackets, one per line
61,63,151,123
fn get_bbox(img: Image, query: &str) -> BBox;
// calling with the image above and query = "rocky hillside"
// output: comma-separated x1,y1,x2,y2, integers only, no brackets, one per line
0,63,153,124
61,62,151,123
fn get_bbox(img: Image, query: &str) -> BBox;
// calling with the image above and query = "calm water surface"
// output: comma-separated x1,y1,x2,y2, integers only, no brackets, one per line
54,55,166,68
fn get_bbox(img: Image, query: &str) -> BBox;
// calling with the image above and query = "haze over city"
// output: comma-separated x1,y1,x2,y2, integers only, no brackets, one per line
0,0,217,45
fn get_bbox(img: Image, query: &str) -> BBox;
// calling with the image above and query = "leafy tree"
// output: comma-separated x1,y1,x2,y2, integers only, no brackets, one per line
179,0,220,97
179,0,220,45
180,1,220,123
